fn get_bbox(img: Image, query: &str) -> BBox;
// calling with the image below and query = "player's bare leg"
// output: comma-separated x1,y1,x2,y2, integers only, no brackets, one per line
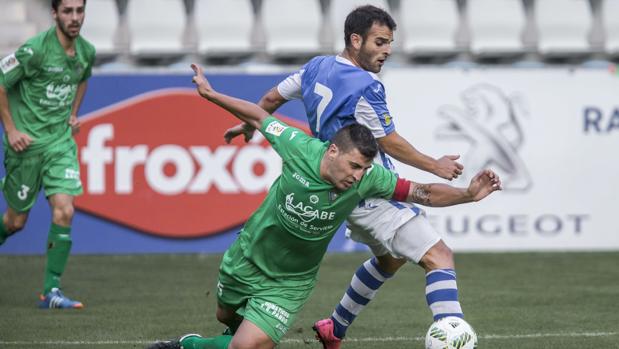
228,319,275,349
0,207,28,245
216,303,243,331
418,240,455,272
49,194,75,227
375,253,407,273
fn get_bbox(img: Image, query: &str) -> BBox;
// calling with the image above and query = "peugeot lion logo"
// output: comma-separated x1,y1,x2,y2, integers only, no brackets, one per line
436,84,532,191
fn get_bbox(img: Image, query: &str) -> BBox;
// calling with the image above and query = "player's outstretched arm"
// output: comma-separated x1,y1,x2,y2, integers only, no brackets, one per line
405,169,501,207
223,86,288,144
191,64,268,130
378,131,464,180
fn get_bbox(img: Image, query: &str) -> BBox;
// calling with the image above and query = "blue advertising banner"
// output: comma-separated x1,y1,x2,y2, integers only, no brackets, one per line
0,73,360,255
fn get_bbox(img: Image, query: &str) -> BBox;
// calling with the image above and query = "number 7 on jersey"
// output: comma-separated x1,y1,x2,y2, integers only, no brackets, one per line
313,82,333,133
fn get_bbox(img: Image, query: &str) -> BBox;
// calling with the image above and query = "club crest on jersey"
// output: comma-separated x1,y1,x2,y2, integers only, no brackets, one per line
265,120,288,136
328,191,339,202
75,63,84,76
383,113,392,126
0,53,19,74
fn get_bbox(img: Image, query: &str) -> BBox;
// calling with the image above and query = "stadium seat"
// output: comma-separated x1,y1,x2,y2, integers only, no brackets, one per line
400,0,460,58
603,0,619,56
3,1,28,22
536,0,592,57
468,0,526,58
263,0,323,59
80,0,119,58
127,0,188,58
331,0,391,53
195,0,255,59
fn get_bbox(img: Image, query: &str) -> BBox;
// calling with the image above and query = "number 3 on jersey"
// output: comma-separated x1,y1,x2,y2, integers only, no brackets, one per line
313,82,333,133
17,184,31,201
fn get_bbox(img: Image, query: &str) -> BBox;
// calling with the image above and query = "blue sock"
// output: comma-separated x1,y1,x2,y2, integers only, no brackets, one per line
331,257,394,338
425,268,464,321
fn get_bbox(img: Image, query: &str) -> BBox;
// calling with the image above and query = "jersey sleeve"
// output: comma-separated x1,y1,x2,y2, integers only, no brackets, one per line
277,69,304,100
80,42,96,82
357,164,398,200
0,43,41,89
354,80,396,139
259,115,316,161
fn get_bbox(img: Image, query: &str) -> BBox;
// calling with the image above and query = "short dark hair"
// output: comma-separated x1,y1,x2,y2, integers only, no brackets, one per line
52,0,87,11
331,123,378,160
344,5,396,47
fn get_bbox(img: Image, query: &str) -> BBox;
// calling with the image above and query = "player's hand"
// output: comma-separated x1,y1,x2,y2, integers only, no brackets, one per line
224,123,256,143
190,63,214,99
69,114,81,135
466,169,502,201
434,155,464,180
7,129,33,152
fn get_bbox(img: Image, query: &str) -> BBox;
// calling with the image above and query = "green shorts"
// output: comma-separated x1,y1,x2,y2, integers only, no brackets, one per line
217,241,316,344
2,139,82,212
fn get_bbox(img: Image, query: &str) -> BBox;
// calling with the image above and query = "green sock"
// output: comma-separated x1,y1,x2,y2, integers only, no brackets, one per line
0,218,8,245
43,224,72,294
181,335,232,349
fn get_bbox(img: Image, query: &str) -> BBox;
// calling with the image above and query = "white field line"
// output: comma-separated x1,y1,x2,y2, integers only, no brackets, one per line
0,331,616,346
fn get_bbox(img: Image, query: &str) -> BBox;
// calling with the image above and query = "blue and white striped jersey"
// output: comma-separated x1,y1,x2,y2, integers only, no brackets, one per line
278,55,397,172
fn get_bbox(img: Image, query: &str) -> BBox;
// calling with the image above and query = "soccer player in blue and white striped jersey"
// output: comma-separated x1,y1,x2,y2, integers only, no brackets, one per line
225,5,472,349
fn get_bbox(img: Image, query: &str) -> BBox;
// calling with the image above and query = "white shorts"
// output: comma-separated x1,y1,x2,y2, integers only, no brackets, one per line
346,198,441,263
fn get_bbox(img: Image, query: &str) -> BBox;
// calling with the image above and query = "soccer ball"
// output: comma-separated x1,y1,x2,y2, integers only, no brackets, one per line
425,316,478,349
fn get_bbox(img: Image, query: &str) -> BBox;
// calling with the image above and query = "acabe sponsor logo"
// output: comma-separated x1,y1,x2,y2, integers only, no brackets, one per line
74,89,308,238
284,193,335,223
42,83,76,106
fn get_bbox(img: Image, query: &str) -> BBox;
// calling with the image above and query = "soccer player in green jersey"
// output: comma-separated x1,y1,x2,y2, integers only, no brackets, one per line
0,0,95,309
147,64,501,349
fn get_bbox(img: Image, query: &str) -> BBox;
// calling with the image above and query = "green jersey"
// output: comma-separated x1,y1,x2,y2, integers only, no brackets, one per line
0,26,95,155
236,116,398,282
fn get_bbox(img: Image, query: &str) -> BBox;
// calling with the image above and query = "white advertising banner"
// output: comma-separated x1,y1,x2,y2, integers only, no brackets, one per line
381,68,619,251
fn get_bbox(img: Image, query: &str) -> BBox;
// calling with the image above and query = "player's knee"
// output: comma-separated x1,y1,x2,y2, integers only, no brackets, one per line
52,204,74,225
229,336,273,349
375,254,407,274
216,307,237,327
419,240,454,271
215,308,229,324
5,216,27,233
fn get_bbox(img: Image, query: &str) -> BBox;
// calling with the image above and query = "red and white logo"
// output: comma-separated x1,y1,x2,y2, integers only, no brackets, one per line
74,88,308,238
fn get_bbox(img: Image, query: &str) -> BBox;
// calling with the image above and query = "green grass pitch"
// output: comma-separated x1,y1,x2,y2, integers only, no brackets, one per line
1,252,618,348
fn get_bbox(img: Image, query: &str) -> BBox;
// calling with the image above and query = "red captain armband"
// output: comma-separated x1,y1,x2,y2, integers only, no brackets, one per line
392,178,411,201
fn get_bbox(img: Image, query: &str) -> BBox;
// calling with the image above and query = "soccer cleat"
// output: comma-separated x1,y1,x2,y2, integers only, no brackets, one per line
313,318,342,349
38,288,83,309
146,334,201,349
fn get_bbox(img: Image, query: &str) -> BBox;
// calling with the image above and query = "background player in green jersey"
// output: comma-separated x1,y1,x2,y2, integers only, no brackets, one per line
0,0,94,309
147,64,501,349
